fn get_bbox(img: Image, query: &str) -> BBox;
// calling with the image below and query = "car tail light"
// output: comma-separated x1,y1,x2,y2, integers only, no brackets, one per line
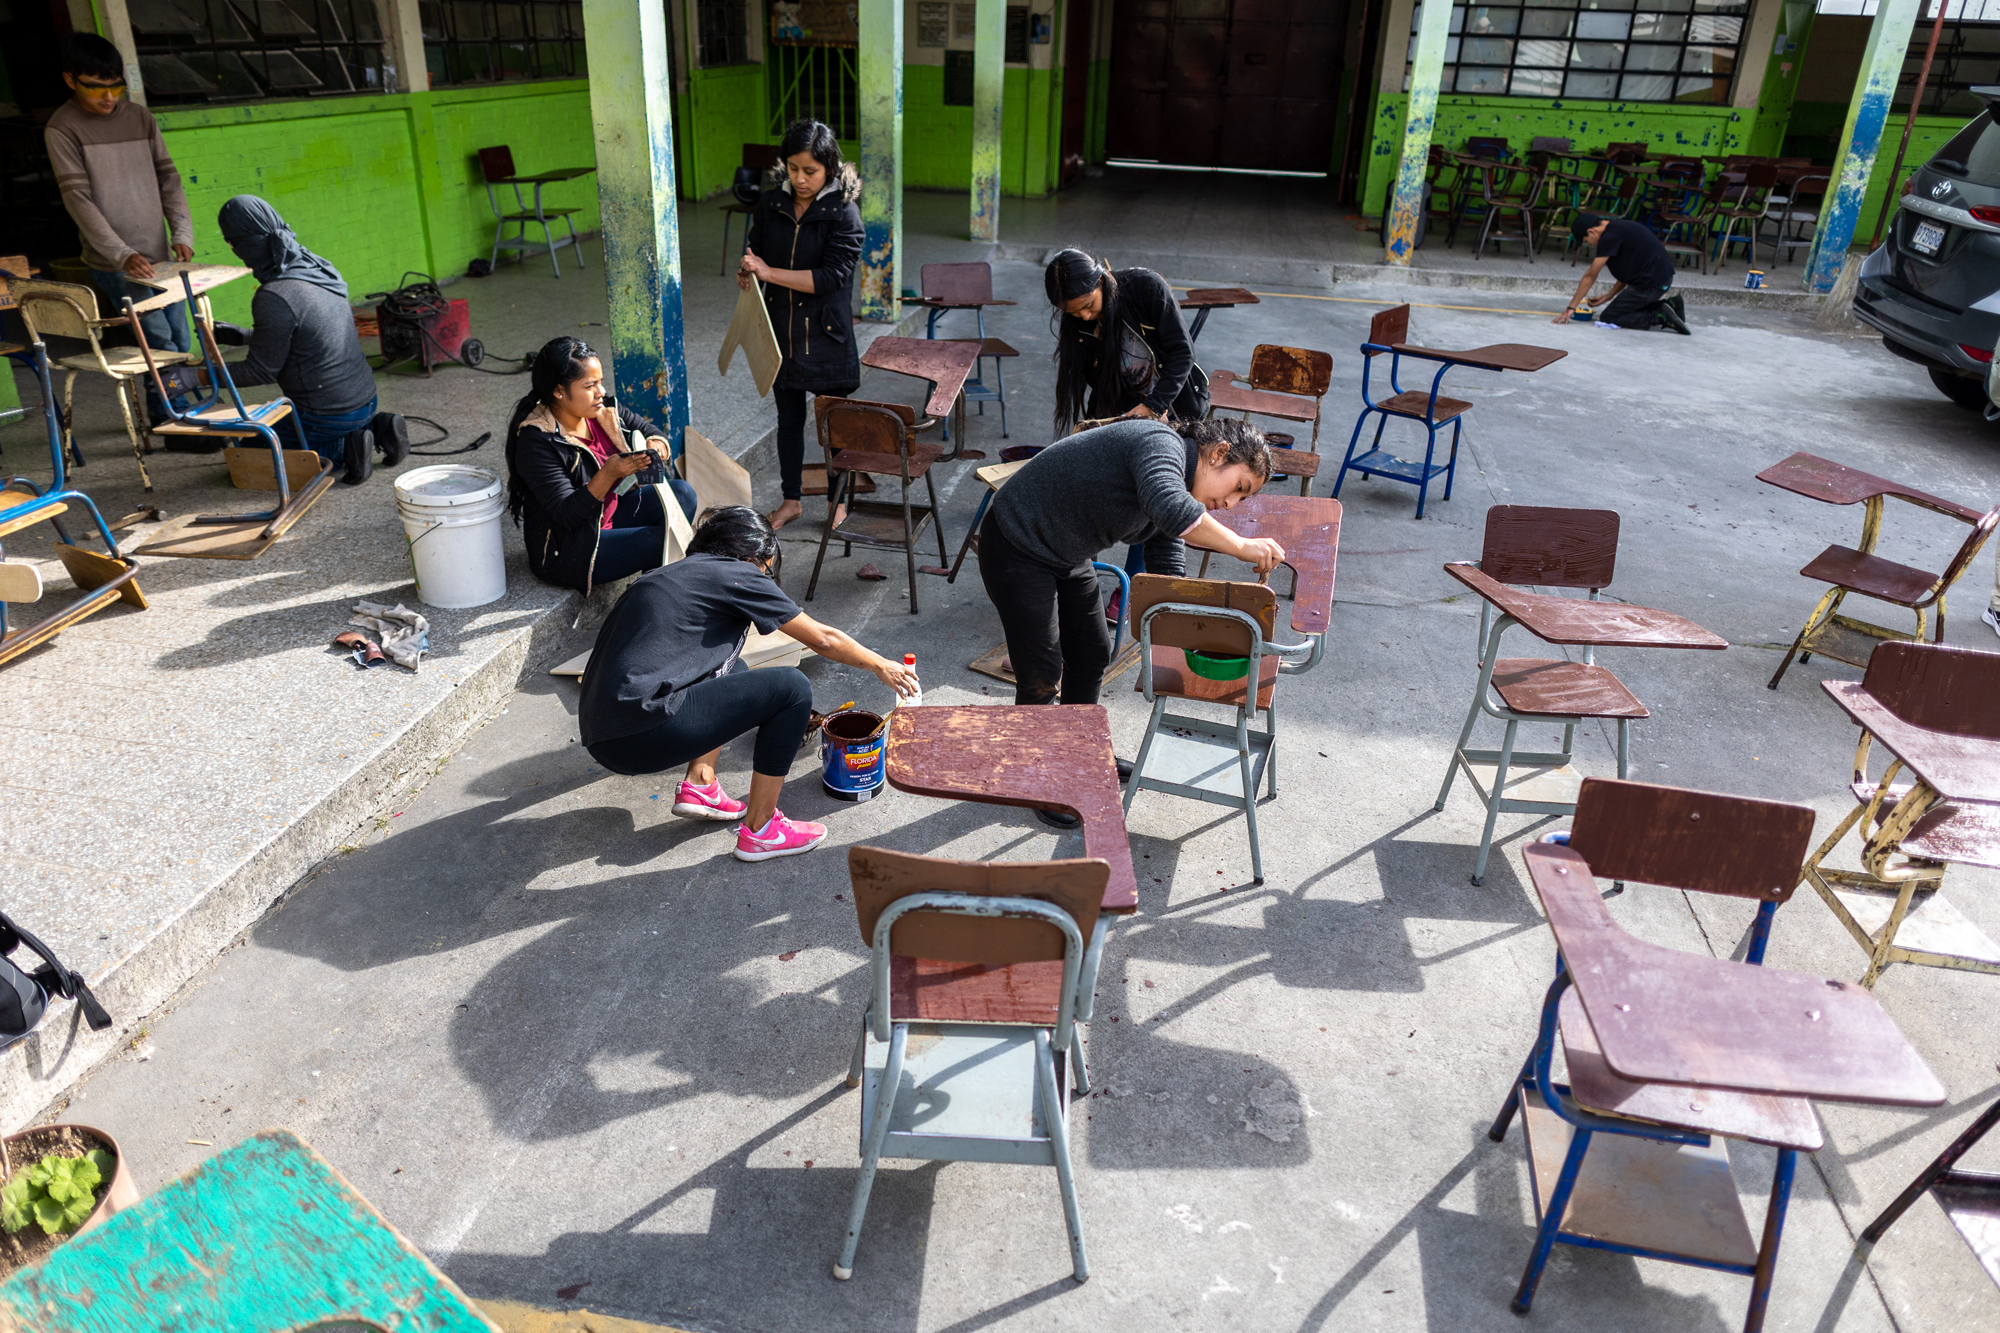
1959,343,1995,363
1902,176,1915,199
1970,206,2000,225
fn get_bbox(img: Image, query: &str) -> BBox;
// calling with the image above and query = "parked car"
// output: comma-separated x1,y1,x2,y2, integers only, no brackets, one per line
1855,86,2000,411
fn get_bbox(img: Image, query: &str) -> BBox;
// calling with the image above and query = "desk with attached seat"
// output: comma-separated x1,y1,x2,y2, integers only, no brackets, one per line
1797,641,2000,987
1758,451,1997,689
1335,303,1567,519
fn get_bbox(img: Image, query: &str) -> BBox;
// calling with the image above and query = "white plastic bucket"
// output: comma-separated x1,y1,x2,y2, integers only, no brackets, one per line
395,465,508,609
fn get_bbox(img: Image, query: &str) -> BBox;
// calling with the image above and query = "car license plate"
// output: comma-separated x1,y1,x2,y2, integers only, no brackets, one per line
1912,220,1946,255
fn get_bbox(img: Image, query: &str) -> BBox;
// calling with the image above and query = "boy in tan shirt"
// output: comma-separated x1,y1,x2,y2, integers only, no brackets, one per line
44,32,195,384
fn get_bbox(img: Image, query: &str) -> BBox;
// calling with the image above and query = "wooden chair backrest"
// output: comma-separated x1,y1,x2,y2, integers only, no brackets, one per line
1367,303,1410,352
1247,344,1334,398
1127,572,1277,656
1742,162,1780,189
1479,504,1620,591
816,395,916,455
1604,141,1646,162
476,145,515,182
1862,641,2000,739
1529,136,1572,154
1465,136,1510,159
742,142,783,171
921,261,994,305
849,846,1106,964
13,280,99,341
1569,778,1816,904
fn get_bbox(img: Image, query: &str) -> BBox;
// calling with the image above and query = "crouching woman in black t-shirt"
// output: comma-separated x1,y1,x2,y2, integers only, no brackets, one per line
578,507,918,863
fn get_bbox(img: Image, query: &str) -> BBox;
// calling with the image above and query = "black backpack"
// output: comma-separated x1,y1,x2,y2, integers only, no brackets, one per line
732,166,762,207
0,914,111,1046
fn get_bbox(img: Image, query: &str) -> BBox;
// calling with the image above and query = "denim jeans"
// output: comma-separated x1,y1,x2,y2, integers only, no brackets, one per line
294,396,378,465
89,270,190,355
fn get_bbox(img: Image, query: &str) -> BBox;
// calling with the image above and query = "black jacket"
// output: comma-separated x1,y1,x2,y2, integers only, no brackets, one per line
1074,268,1209,422
509,401,666,595
744,162,864,395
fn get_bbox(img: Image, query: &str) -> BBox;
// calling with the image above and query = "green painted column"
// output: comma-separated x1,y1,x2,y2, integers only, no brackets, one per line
582,0,690,449
1386,0,1452,266
971,0,1004,240
857,0,903,321
1806,0,1921,292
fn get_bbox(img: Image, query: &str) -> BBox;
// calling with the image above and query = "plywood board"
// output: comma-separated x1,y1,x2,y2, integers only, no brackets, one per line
0,562,43,603
682,428,754,512
53,544,147,608
225,446,327,492
133,472,335,559
718,278,781,396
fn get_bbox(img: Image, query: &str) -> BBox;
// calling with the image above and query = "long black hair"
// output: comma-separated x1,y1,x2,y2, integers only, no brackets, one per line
1044,248,1123,435
779,118,843,188
688,505,780,567
505,335,599,526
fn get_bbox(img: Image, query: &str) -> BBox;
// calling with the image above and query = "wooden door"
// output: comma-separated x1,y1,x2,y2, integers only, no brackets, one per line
1061,0,1094,183
1107,0,1344,173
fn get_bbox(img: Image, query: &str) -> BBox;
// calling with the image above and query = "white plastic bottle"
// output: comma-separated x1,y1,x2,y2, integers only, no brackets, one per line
896,653,922,709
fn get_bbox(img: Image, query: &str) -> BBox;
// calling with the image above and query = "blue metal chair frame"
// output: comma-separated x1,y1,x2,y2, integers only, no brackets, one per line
1124,595,1322,883
923,302,1009,442
837,890,1100,1283
1333,340,1491,519
129,273,330,539
1489,830,1796,1333
1,340,144,661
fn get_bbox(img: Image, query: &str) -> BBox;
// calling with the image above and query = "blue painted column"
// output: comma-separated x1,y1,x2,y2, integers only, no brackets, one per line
582,0,690,452
857,0,904,321
1806,0,1922,292
970,0,1004,241
1386,0,1452,265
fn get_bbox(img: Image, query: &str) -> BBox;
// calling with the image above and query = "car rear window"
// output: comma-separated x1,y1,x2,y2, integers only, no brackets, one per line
1931,110,2000,183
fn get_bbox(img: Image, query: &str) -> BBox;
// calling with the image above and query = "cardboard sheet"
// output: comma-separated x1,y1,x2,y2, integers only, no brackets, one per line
719,277,782,396
682,428,754,512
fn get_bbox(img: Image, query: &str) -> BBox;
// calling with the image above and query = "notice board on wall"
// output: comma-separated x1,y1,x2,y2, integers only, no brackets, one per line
770,0,858,45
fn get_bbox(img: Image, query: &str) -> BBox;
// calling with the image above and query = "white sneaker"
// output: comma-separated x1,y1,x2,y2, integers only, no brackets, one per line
1984,606,2000,641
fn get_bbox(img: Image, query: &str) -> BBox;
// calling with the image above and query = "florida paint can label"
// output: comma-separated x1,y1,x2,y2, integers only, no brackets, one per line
821,709,887,801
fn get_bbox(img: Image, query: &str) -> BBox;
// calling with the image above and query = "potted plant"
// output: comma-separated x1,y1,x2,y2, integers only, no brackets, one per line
0,1125,139,1280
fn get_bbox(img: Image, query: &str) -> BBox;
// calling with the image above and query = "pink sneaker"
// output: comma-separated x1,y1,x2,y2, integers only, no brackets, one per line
672,780,746,822
734,809,828,862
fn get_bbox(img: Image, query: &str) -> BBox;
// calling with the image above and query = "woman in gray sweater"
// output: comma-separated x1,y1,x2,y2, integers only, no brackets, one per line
981,416,1284,714
217,196,406,485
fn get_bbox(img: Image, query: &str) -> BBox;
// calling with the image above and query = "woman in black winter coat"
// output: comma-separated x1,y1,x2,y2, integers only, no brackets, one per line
505,336,699,596
737,118,863,531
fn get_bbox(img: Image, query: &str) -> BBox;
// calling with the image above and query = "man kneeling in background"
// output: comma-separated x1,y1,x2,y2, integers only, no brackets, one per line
1554,212,1691,335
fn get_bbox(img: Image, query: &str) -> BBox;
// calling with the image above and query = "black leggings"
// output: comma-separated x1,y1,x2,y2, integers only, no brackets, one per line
978,519,1111,706
587,661,814,778
775,388,810,502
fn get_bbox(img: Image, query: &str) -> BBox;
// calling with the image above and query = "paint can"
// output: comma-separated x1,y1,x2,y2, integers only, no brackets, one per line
820,709,887,802
1568,305,1595,323
1744,269,1766,290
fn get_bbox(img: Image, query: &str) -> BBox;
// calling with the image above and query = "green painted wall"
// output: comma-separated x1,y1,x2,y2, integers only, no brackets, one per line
1362,94,1746,215
683,63,769,199
1745,5,1814,158
899,65,1058,196
155,81,597,325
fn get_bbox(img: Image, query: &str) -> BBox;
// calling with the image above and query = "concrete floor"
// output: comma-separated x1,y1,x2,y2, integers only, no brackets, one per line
44,251,2000,1333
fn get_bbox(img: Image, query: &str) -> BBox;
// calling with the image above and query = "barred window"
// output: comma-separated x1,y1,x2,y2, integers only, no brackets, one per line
1407,0,1747,105
698,0,751,66
128,0,390,104
422,0,586,85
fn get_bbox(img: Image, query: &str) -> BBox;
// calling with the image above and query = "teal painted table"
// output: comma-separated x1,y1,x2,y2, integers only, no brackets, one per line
0,1130,497,1332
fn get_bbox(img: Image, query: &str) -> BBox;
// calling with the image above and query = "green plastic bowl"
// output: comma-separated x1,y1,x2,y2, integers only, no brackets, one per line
1184,649,1250,681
